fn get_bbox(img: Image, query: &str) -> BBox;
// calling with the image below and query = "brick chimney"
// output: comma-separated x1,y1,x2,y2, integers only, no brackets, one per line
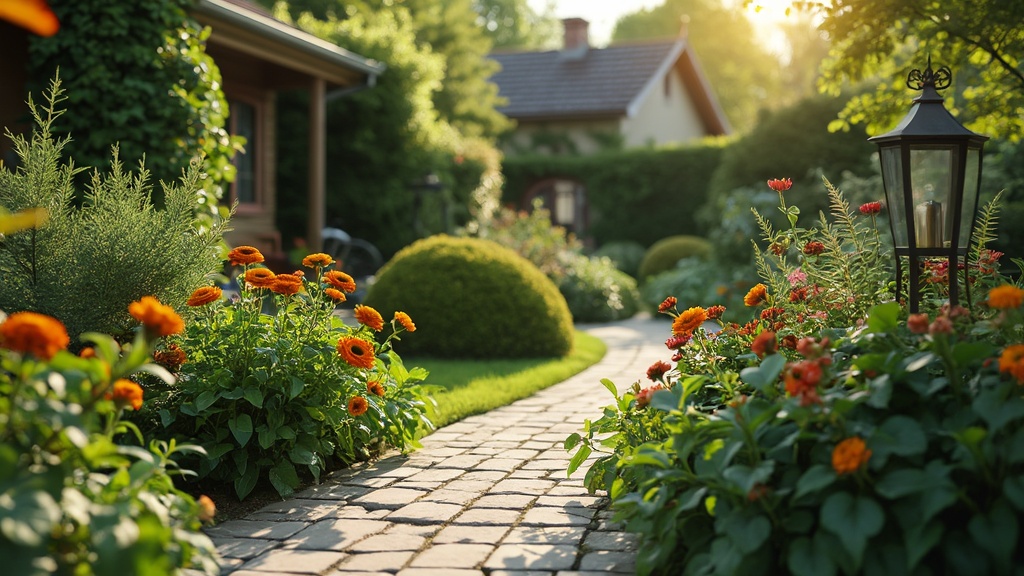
562,18,589,51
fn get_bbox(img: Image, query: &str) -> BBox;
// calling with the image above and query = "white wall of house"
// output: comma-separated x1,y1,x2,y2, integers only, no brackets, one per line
622,68,705,148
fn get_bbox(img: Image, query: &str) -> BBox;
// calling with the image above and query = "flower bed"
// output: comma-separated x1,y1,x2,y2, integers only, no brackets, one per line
567,178,1024,575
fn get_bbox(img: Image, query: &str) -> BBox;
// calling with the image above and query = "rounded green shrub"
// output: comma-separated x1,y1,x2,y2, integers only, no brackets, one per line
559,255,641,323
363,235,573,358
592,240,646,279
637,235,713,282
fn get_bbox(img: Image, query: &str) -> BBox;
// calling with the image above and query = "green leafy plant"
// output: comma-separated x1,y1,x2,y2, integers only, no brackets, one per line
558,253,641,323
151,248,434,499
637,235,713,283
0,79,225,342
568,177,1024,575
592,240,646,279
0,301,218,575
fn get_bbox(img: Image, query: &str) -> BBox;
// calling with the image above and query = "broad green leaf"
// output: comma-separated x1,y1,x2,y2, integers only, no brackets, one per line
600,378,619,398
740,353,786,392
234,465,259,500
269,461,300,497
866,302,901,333
568,444,592,476
564,433,582,451
288,376,305,399
951,341,995,367
787,534,837,576
719,512,771,554
229,413,253,447
243,386,264,408
967,504,1018,574
0,490,61,547
973,389,1024,433
794,464,837,499
820,493,884,568
289,445,316,466
195,390,218,412
905,521,943,571
1004,476,1024,511
870,415,927,464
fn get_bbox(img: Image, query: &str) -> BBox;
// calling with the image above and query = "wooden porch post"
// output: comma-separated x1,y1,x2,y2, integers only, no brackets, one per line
307,77,326,253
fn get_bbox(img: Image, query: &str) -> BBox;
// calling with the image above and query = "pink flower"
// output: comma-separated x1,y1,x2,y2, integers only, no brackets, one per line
787,268,807,287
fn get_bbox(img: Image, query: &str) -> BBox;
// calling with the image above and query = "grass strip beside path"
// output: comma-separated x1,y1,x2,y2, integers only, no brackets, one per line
412,330,607,430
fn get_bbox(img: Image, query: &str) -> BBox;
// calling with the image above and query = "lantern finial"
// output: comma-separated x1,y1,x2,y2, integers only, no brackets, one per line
907,56,952,91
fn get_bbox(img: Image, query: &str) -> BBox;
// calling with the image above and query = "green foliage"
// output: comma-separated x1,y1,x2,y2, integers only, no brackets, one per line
363,235,574,359
637,235,713,283
642,257,754,321
0,82,225,342
474,0,560,50
559,254,641,323
0,313,218,575
567,174,1024,575
26,0,241,221
592,240,646,279
151,257,434,500
812,0,1024,140
464,199,582,280
502,143,725,247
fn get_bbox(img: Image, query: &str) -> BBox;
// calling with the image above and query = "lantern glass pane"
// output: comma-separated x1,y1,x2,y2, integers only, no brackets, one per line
909,147,953,248
958,147,982,248
880,147,907,247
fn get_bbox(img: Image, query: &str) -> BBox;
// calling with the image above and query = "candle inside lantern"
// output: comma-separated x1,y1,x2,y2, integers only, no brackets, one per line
914,200,943,248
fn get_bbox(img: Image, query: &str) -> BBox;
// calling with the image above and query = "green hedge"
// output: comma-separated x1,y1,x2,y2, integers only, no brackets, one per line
502,142,726,248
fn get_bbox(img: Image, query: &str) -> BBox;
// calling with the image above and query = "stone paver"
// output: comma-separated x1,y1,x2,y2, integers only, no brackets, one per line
207,316,665,575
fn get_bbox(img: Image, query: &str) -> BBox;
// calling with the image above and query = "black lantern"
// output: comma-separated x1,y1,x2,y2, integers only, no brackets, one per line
869,58,988,312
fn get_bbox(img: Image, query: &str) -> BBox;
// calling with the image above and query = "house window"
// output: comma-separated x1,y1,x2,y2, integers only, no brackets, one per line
524,179,587,235
229,98,259,206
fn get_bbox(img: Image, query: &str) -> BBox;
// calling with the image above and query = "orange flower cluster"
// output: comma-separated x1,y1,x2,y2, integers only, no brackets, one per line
128,296,184,337
999,344,1024,384
988,285,1024,310
324,271,357,293
394,311,416,333
227,245,265,266
271,273,303,296
672,306,707,337
367,380,385,397
784,360,823,406
355,305,384,332
154,343,187,372
302,253,334,269
337,336,376,369
107,379,144,411
744,284,768,307
348,396,369,416
187,286,222,307
0,311,69,360
832,437,871,475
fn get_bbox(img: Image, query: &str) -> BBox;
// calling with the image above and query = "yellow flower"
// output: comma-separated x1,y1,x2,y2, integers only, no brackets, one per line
988,285,1024,309
672,307,707,336
394,311,416,333
832,437,871,475
128,296,184,337
0,311,69,360
744,283,768,307
302,253,335,268
187,286,222,307
355,305,384,332
337,336,376,369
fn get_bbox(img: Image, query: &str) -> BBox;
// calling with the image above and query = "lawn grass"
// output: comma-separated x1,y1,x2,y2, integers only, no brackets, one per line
411,330,607,430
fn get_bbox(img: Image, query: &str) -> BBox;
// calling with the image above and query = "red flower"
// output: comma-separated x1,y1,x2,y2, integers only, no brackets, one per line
706,305,726,320
767,178,793,192
784,360,823,406
635,385,664,408
665,334,691,350
802,241,825,256
859,201,883,215
751,331,777,358
907,313,930,334
658,296,677,314
646,360,672,381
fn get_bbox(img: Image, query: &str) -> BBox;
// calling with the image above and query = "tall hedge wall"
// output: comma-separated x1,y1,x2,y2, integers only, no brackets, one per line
501,142,725,248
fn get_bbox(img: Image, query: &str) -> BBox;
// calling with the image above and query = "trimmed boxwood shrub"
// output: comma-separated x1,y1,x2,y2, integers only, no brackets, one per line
637,235,712,283
559,254,641,323
363,235,573,358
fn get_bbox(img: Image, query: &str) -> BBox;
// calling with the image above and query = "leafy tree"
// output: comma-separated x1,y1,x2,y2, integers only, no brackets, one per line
611,0,784,133
474,0,560,50
809,0,1024,141
26,0,241,219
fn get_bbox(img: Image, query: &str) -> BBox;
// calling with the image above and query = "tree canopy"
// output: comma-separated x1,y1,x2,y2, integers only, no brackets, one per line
810,0,1024,141
474,0,560,50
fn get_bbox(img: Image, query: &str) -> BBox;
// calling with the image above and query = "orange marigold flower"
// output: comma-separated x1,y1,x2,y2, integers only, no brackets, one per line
325,288,347,303
187,286,222,307
154,343,187,372
0,311,70,360
107,379,144,411
744,284,768,307
348,395,369,417
767,178,792,192
128,296,184,337
672,306,707,336
302,253,335,268
658,296,677,314
784,360,823,406
271,273,303,296
988,285,1024,309
998,344,1024,384
324,270,357,293
354,305,384,332
79,346,96,358
338,336,376,369
227,245,265,266
394,311,416,332
367,380,385,397
196,495,216,523
245,267,276,289
832,437,871,475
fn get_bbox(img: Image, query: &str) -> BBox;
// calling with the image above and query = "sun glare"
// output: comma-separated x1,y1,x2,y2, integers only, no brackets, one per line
744,0,794,24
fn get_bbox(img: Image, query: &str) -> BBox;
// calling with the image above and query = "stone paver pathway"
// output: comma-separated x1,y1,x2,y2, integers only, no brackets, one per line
206,315,668,576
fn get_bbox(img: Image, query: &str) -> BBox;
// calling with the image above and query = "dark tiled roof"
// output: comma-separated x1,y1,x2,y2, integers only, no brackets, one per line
490,41,680,120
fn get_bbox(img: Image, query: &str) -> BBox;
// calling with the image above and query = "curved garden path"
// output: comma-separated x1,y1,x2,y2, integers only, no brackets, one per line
204,315,668,576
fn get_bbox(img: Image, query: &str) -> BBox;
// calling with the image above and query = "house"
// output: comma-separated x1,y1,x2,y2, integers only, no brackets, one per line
488,18,729,235
0,0,384,259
